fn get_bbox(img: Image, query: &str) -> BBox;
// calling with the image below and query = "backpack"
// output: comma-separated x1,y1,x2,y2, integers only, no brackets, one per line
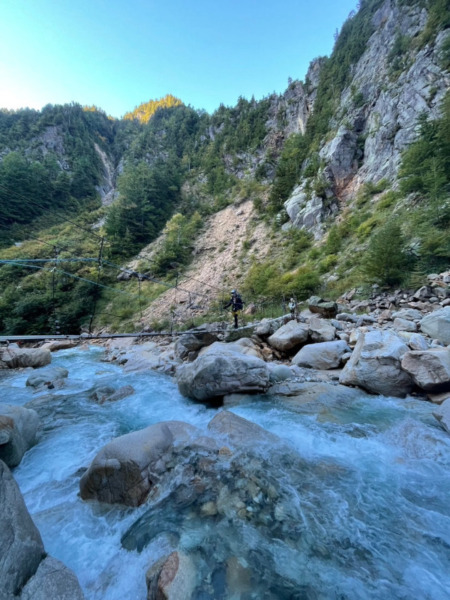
234,295,243,310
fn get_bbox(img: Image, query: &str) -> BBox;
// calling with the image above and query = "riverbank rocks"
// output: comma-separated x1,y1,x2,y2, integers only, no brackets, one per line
146,551,196,600
339,330,414,397
0,404,40,467
174,325,221,360
267,320,309,352
292,340,350,370
0,347,51,370
112,341,180,375
401,349,450,392
176,346,270,402
26,366,69,391
79,421,199,506
0,461,84,600
308,296,338,318
420,307,450,345
89,383,135,404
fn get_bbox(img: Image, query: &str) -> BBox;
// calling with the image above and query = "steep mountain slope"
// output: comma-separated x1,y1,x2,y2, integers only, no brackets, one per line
0,0,448,335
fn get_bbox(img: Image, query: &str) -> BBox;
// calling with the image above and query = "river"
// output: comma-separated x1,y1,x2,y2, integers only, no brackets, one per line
2,346,450,599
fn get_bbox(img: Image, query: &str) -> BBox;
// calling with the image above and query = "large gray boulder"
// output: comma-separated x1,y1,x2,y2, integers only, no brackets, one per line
401,349,450,392
0,404,40,468
308,316,336,342
174,326,220,360
267,320,309,352
339,330,414,397
80,421,198,506
292,340,350,370
307,296,338,319
200,338,264,360
177,348,269,402
20,556,85,600
0,347,51,370
420,307,450,345
0,460,45,599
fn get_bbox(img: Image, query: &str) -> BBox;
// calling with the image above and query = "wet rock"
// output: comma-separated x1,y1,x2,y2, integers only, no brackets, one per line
339,330,414,397
0,460,45,597
292,340,350,370
420,307,450,346
80,421,199,506
427,391,450,405
0,347,51,370
267,320,309,352
207,411,280,448
401,349,450,392
269,381,372,406
89,384,134,404
146,551,196,600
308,316,336,342
26,366,68,390
20,556,85,600
0,404,40,468
177,349,269,402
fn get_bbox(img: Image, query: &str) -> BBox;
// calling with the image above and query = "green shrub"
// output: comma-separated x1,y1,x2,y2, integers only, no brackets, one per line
362,220,409,286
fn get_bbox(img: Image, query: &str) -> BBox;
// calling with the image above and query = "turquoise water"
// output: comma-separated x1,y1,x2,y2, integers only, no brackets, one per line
2,347,450,599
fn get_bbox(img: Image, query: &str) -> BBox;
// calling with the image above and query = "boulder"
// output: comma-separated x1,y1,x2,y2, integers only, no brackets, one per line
393,318,417,332
20,556,85,600
0,347,51,370
267,363,295,383
207,410,280,448
307,296,338,318
26,366,69,390
177,349,269,402
427,391,450,405
308,316,336,342
146,551,196,600
339,330,414,397
269,381,372,405
392,308,423,321
408,333,429,351
267,320,309,352
401,349,450,392
292,340,350,370
79,421,198,506
0,404,40,468
118,342,181,375
254,317,285,338
0,460,45,597
200,338,264,360
174,327,220,360
39,340,78,352
420,307,450,345
433,398,450,433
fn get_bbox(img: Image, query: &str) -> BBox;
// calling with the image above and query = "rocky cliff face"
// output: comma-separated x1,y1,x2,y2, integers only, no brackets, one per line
279,0,449,237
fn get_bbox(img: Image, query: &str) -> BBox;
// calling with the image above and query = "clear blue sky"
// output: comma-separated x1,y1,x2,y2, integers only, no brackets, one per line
0,0,357,118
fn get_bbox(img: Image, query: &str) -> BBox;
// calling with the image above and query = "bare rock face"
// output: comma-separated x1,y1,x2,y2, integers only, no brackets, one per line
339,330,414,397
0,347,51,370
0,404,40,468
401,349,450,392
267,320,309,352
146,552,196,600
79,421,199,506
292,340,350,370
420,307,450,346
176,350,270,402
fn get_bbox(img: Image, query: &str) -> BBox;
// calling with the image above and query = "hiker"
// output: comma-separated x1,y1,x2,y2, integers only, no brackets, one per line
288,297,297,318
224,289,244,328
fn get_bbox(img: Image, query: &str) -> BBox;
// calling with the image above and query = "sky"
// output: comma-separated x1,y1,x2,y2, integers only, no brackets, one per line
0,0,357,118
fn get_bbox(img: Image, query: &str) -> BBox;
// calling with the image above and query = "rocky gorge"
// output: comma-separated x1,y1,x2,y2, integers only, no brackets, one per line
1,270,450,599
